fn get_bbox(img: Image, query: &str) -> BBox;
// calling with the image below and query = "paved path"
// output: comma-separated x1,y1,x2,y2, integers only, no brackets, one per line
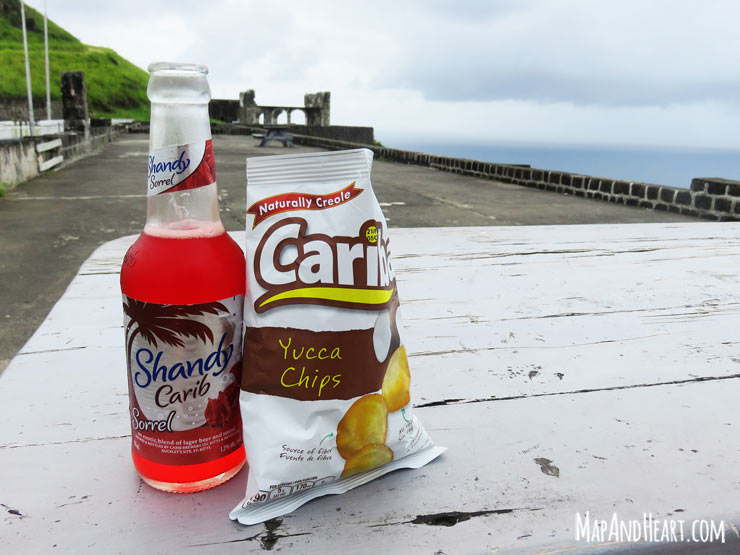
0,134,698,372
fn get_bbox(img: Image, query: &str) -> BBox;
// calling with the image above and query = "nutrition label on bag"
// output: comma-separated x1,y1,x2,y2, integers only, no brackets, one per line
279,444,335,463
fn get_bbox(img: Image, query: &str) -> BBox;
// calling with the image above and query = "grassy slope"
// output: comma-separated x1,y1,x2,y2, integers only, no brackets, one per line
0,0,149,119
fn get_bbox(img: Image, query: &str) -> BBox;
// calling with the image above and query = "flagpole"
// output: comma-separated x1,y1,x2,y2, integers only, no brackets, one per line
20,1,36,136
44,0,51,121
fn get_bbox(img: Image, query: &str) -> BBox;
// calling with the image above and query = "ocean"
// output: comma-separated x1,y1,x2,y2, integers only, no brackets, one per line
384,139,740,189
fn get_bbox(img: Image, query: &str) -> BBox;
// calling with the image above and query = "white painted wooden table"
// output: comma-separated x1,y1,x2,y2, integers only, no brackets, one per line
3,223,740,554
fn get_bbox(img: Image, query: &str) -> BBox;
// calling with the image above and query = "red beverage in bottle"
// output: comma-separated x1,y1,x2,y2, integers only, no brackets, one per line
120,62,246,493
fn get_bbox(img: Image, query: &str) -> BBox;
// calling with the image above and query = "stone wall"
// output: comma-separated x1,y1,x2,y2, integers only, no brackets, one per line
235,89,330,127
304,92,330,127
0,138,38,190
210,99,239,123
209,123,374,145
1,71,131,192
280,125,373,145
0,124,127,192
61,72,89,136
0,97,64,120
59,125,123,160
280,133,739,222
135,122,737,221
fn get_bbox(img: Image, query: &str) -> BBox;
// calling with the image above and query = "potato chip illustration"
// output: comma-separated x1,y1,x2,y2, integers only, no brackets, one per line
381,345,411,412
340,443,394,478
336,394,388,459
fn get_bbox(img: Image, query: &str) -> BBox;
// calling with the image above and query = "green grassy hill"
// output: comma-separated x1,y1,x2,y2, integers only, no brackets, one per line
0,0,149,120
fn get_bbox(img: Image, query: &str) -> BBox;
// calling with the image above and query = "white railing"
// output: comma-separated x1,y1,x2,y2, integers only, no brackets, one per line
0,119,64,140
0,119,135,140
36,137,63,171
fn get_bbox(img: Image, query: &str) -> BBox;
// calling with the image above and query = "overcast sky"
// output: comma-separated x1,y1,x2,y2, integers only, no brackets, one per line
24,0,740,149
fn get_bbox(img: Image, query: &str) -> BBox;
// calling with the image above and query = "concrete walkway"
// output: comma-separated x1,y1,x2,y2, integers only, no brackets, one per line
0,134,698,372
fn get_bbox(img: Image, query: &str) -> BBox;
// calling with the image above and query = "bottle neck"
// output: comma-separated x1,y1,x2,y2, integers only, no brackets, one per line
149,101,210,148
145,92,223,238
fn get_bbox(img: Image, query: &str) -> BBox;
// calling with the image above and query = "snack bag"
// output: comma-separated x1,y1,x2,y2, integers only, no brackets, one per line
230,149,444,525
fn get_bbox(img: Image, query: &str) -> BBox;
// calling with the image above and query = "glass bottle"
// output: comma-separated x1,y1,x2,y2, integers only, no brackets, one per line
120,62,246,493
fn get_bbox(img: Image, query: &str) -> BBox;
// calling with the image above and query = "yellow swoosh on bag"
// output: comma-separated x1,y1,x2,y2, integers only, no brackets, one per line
259,286,395,309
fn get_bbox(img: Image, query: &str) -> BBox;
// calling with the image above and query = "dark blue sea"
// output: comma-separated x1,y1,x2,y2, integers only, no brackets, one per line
384,138,740,189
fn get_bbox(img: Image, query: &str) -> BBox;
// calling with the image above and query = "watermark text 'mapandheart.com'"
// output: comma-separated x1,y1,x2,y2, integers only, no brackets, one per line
575,512,726,544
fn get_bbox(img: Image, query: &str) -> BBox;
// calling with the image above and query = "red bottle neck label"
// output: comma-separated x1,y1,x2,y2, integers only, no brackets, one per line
147,139,216,196
123,294,243,465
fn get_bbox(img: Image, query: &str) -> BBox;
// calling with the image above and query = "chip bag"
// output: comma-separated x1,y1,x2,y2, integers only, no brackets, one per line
230,148,444,525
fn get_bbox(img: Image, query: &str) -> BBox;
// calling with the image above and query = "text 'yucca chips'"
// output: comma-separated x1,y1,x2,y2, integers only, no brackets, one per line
231,149,444,525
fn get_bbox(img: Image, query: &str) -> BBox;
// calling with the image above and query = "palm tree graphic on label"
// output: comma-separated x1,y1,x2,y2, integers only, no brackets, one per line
123,297,237,430
123,297,228,360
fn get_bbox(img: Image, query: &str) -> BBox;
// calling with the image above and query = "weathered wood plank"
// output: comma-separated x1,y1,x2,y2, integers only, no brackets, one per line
9,224,740,444
3,223,740,553
2,379,738,553
38,154,64,171
35,138,62,153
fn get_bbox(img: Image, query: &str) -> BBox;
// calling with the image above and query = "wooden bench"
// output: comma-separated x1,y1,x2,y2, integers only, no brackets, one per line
2,222,738,553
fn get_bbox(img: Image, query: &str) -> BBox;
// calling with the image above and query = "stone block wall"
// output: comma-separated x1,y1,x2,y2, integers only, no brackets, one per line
59,125,123,160
286,125,373,145
232,90,331,127
0,98,63,120
210,99,239,123
281,133,740,222
209,123,374,145
0,138,38,189
304,92,330,126
0,124,127,192
61,72,89,136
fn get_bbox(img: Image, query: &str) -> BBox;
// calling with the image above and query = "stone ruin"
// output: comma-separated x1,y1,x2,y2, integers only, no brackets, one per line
237,90,330,126
60,72,89,137
209,89,373,144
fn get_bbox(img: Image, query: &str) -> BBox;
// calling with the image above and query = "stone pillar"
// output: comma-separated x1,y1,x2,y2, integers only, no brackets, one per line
263,108,280,125
304,91,330,127
61,72,89,137
238,89,261,125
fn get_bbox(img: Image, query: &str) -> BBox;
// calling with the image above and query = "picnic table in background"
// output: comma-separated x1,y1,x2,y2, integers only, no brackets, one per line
2,222,739,553
253,124,293,147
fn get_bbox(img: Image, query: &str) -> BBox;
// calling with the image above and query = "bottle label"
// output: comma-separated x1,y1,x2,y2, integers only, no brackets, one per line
147,139,216,196
122,294,244,465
